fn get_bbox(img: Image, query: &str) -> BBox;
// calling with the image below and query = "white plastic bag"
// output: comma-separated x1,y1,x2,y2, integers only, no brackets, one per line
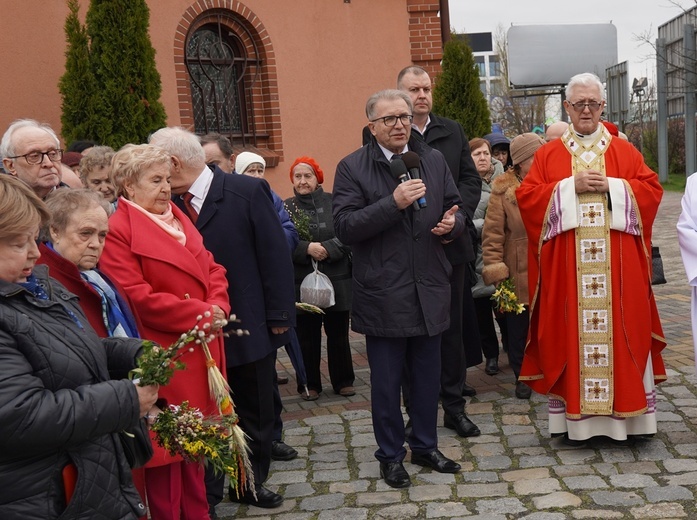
300,259,335,308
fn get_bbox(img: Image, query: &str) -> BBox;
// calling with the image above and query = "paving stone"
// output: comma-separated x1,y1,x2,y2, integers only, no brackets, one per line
477,456,512,470
518,514,567,520
266,470,308,485
355,491,402,506
312,469,350,482
593,463,619,476
408,484,452,501
643,485,694,502
506,434,541,448
501,414,532,425
674,443,697,456
457,483,509,498
664,471,697,486
663,458,697,473
475,497,527,515
304,415,342,426
636,440,673,462
502,425,536,435
318,508,367,520
373,503,420,519
563,475,609,490
532,491,582,509
556,449,596,465
425,501,471,518
571,510,624,519
502,467,550,481
629,502,687,518
350,433,377,447
518,455,557,468
513,478,561,495
609,473,658,488
283,482,315,498
328,480,369,494
589,490,644,507
599,448,636,463
415,472,458,485
298,493,345,511
553,465,596,477
618,461,662,474
461,471,500,483
470,443,506,457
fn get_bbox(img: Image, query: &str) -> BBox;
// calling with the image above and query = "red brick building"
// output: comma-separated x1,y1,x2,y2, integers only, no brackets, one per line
0,0,450,195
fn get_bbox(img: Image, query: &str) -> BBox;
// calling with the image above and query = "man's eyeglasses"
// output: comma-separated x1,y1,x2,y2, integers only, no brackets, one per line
568,101,603,113
370,114,414,127
7,149,63,165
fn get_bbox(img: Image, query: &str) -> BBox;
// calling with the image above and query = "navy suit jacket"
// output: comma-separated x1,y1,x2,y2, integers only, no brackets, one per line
175,168,296,367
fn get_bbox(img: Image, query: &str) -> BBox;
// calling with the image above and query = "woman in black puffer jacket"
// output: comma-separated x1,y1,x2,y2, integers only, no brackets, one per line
0,175,158,519
285,156,355,400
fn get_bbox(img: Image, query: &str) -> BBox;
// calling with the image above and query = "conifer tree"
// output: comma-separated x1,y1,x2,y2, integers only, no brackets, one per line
433,36,491,139
59,0,96,146
59,0,166,148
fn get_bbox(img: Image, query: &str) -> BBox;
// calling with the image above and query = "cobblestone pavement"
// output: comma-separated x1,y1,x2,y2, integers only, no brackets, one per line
216,190,697,519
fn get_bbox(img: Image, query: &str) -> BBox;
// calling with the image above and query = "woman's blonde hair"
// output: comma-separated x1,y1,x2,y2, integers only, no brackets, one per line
0,175,50,240
110,144,172,199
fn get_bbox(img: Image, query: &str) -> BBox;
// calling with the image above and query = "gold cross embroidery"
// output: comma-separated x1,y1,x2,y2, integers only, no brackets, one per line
584,277,602,296
583,206,599,223
587,347,606,365
583,241,601,260
588,381,605,399
587,312,602,330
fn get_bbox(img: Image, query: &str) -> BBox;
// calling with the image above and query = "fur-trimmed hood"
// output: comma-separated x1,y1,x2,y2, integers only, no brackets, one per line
491,170,520,205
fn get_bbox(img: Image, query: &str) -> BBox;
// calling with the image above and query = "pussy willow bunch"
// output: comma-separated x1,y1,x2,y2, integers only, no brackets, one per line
129,333,195,386
491,278,525,314
151,402,253,497
285,202,312,241
295,302,325,314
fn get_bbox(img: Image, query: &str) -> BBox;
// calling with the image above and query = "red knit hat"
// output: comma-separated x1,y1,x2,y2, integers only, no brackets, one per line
289,156,324,184
62,151,83,168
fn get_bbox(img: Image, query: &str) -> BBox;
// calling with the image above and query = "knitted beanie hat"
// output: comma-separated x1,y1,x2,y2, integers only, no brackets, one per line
235,151,265,175
510,133,545,166
61,151,83,168
289,156,324,184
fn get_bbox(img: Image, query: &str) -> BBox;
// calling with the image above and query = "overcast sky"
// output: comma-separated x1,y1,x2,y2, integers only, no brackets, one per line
448,0,694,82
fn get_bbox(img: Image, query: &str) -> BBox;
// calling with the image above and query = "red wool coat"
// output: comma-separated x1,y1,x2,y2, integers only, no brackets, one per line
100,200,231,467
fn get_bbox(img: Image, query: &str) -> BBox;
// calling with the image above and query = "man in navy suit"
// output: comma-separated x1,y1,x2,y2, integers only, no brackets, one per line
150,127,296,512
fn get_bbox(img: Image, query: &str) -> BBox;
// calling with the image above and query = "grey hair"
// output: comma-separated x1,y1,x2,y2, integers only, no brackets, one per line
0,119,61,160
365,89,413,120
41,188,111,242
149,127,206,166
565,72,605,101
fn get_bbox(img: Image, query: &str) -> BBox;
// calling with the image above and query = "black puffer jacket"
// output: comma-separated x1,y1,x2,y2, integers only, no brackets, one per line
0,265,146,520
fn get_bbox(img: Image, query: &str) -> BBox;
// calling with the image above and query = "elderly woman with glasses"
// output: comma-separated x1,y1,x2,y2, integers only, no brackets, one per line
0,175,158,519
99,144,231,520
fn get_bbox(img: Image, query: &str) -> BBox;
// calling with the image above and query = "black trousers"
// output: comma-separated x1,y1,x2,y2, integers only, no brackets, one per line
205,350,276,504
504,308,529,379
474,296,501,360
296,310,354,393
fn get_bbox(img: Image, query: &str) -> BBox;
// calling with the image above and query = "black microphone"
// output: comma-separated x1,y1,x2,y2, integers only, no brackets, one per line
402,151,427,209
389,158,420,211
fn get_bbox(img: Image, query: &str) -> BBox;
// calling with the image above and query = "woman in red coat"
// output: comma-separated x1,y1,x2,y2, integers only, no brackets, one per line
100,144,231,520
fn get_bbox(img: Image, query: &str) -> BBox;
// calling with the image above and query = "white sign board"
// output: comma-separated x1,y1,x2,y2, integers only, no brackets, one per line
507,24,618,88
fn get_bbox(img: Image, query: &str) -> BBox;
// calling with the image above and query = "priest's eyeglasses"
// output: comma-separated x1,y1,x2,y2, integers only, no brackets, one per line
370,114,414,127
568,101,603,113
7,149,63,165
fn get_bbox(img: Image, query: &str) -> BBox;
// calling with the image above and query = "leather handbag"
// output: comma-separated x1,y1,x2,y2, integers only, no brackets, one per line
651,245,667,285
119,417,153,468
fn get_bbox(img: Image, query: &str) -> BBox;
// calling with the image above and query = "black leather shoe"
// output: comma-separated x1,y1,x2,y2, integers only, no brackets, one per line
379,461,411,488
461,383,477,397
229,486,283,508
515,381,532,399
485,357,499,375
271,440,298,461
411,449,461,473
444,412,481,438
209,505,218,519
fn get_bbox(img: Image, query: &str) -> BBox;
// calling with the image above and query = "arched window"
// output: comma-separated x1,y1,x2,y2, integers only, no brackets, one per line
175,4,282,166
186,24,249,135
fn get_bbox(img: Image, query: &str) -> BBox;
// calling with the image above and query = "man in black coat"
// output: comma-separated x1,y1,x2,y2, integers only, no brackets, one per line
150,127,296,512
334,89,464,489
398,65,482,437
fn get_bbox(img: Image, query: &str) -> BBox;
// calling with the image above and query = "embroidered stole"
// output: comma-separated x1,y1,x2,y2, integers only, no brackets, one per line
563,127,614,415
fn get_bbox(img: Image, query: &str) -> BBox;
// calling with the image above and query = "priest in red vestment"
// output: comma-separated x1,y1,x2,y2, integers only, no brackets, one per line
517,72,667,444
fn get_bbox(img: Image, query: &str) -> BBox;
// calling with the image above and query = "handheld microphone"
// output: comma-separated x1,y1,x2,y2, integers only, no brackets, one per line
389,158,420,211
402,151,427,209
